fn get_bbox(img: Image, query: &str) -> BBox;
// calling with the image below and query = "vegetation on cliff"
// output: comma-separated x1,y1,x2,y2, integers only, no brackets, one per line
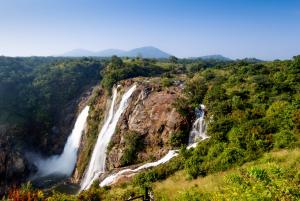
0,57,103,153
78,56,299,200
132,56,300,190
175,56,300,179
2,55,300,200
100,56,165,92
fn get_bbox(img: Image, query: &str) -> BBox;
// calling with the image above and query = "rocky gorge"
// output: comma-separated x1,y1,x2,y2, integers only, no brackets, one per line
73,77,188,186
0,86,94,196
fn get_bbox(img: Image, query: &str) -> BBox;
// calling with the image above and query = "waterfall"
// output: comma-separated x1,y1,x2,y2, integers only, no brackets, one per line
98,104,208,187
187,104,209,149
80,85,137,190
32,106,90,177
100,150,178,187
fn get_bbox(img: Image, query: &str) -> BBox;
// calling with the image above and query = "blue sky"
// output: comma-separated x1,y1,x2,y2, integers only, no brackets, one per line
0,0,299,59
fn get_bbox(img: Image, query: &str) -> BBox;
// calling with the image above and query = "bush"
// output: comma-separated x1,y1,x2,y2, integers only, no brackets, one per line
134,157,184,187
161,77,173,87
169,131,188,148
77,188,103,201
185,154,206,178
120,131,144,166
273,130,295,148
248,167,270,182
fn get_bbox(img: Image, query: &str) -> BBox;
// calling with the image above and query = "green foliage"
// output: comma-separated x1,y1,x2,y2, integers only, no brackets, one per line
175,187,209,201
161,77,173,87
77,188,103,201
273,130,295,148
169,131,188,148
0,57,102,152
20,181,34,192
248,166,270,182
133,156,184,187
152,149,300,201
169,56,178,64
47,192,77,201
120,131,144,166
101,56,164,92
77,87,106,177
174,56,300,179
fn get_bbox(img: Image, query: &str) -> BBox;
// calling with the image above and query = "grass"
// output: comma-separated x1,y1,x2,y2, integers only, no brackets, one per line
152,148,300,200
82,148,300,200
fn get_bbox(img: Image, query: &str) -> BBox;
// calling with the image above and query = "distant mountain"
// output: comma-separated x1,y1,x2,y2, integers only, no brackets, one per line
61,49,95,57
120,46,171,58
61,46,171,58
238,57,264,63
199,54,231,61
95,49,126,57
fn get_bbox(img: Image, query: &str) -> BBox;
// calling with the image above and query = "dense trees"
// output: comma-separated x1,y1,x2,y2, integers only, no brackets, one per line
100,56,165,92
0,57,103,152
173,56,300,179
2,54,300,199
128,56,300,193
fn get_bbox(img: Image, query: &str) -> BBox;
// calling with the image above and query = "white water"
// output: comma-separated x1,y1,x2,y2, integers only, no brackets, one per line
32,106,90,177
99,104,208,187
187,104,209,149
100,150,178,187
80,85,137,190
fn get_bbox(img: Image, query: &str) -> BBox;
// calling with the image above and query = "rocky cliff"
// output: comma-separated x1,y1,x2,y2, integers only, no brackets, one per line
107,78,188,169
73,86,109,182
0,87,93,196
73,77,188,183
0,125,30,195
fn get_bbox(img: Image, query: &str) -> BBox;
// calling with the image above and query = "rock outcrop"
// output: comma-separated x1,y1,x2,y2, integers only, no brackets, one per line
72,77,187,183
106,78,187,169
0,86,93,195
0,125,30,196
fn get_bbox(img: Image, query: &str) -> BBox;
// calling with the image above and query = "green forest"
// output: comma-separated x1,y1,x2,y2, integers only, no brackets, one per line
82,55,299,200
1,55,300,200
0,57,103,152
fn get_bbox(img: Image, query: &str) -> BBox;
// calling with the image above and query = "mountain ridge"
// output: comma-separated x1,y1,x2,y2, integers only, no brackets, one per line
61,46,171,58
61,48,233,61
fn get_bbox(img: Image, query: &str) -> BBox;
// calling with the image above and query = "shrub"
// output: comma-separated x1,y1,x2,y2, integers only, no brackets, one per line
273,130,295,148
248,167,270,183
185,154,206,178
169,131,188,148
77,188,103,201
161,77,173,87
120,131,144,166
134,157,184,187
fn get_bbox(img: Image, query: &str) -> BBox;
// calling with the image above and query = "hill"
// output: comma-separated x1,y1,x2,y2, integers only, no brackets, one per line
61,46,171,58
200,54,231,61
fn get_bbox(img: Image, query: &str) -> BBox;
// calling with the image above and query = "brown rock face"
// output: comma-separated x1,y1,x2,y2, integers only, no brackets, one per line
0,86,94,194
0,125,30,196
72,78,187,183
106,80,187,169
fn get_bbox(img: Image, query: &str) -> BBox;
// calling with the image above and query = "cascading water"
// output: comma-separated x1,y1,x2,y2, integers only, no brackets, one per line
98,104,208,187
100,150,178,187
80,85,137,190
32,106,90,177
188,104,209,149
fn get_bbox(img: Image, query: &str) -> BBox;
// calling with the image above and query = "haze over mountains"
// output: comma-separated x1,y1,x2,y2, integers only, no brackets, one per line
61,46,171,58
61,46,231,60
